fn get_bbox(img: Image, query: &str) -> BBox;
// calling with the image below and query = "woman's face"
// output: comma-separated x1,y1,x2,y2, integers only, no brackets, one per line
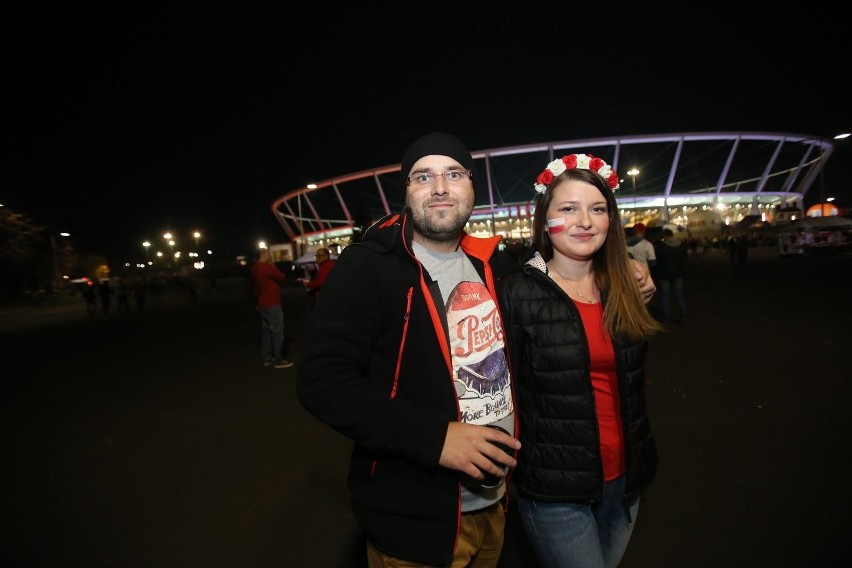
545,179,609,261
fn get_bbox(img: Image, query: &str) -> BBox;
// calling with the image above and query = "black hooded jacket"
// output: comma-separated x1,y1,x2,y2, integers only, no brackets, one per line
297,208,519,565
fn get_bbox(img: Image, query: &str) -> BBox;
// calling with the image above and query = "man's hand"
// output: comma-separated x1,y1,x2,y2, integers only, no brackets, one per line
439,422,520,483
629,258,656,304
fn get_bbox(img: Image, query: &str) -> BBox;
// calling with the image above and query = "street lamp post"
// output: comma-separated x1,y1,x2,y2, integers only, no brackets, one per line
627,168,640,220
817,133,850,216
52,232,71,292
162,233,176,268
143,241,151,262
193,231,201,253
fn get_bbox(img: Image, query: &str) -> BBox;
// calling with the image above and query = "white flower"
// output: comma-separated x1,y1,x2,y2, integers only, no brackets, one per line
576,154,591,169
598,165,613,179
534,183,547,194
547,159,566,176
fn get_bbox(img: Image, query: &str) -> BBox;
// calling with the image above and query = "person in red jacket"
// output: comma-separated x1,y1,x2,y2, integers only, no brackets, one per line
305,247,335,299
301,247,336,326
250,248,293,369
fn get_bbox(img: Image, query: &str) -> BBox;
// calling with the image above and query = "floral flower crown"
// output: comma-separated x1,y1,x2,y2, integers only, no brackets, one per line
533,154,620,194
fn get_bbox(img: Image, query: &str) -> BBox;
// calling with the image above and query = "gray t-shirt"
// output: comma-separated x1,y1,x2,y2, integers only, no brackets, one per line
412,242,515,511
628,237,656,266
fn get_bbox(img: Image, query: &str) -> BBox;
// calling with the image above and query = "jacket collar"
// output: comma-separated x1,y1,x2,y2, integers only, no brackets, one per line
364,208,502,263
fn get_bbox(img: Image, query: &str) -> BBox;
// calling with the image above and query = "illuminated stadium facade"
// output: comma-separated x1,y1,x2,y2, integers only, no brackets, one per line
271,131,835,255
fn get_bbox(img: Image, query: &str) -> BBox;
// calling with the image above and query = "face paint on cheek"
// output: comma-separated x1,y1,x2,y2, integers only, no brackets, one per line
546,217,566,235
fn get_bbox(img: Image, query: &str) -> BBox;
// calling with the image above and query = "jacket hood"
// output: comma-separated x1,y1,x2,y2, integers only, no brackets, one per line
362,211,406,254
523,251,548,274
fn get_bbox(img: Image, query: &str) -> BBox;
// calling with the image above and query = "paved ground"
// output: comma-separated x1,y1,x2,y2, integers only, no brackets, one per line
3,246,851,567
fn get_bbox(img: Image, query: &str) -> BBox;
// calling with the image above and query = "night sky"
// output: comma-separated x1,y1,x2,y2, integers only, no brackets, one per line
3,5,849,263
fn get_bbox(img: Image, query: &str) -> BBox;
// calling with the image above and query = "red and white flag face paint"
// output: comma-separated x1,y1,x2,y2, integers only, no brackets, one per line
547,217,566,235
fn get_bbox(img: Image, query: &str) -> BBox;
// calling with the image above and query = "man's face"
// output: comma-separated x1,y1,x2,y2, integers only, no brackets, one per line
405,155,475,246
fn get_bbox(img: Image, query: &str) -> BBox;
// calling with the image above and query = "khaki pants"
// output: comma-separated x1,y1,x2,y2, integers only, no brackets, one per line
366,503,505,568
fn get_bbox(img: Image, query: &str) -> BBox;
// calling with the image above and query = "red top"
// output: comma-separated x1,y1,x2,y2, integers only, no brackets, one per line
306,260,335,298
250,261,286,308
573,300,626,481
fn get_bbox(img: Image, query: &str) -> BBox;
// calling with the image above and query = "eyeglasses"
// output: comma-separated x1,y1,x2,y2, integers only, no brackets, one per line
406,169,473,188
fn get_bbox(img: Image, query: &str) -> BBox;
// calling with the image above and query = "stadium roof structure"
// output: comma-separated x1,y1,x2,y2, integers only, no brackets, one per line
270,131,835,243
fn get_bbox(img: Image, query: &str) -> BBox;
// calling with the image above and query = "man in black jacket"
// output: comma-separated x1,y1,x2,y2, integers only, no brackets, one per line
298,132,522,566
297,133,655,567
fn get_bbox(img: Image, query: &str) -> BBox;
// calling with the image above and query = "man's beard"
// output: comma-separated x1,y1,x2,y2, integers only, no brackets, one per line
410,200,472,244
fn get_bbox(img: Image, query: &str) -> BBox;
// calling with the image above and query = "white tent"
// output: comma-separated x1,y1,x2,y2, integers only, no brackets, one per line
777,216,852,256
777,216,852,232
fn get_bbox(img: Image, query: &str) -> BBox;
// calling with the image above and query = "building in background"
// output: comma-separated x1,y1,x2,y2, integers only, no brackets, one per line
270,131,837,251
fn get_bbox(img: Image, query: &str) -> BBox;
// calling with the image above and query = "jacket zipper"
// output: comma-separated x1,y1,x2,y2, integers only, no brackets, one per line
371,287,414,478
390,287,414,399
537,266,607,504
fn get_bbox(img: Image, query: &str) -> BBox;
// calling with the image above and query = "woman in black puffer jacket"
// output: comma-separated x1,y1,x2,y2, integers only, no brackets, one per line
499,155,662,568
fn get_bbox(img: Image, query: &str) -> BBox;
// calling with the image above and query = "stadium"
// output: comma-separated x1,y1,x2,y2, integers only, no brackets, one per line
269,131,837,260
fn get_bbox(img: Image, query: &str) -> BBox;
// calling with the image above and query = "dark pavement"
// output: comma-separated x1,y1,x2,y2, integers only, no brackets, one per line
3,246,851,567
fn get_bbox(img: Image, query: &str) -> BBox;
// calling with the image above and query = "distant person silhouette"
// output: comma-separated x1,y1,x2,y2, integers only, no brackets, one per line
115,278,130,312
98,280,113,315
133,278,147,310
301,247,336,325
655,228,688,324
727,235,738,265
304,248,335,300
736,234,750,264
250,248,293,369
82,282,97,315
186,276,199,303
627,222,656,268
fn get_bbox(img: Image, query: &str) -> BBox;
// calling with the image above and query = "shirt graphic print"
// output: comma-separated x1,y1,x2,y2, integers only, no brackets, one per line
445,281,513,425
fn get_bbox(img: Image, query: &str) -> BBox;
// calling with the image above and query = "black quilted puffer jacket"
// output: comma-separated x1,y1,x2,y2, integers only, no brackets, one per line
498,252,657,506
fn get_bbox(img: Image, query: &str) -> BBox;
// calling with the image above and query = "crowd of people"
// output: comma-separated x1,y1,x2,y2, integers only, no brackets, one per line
77,274,209,316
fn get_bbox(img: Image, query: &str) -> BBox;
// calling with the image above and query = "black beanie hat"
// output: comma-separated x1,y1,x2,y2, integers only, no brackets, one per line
400,132,475,191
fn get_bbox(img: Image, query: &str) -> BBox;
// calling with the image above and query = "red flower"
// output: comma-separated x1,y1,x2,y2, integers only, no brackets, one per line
588,156,605,173
562,155,577,169
537,169,554,186
606,172,619,189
